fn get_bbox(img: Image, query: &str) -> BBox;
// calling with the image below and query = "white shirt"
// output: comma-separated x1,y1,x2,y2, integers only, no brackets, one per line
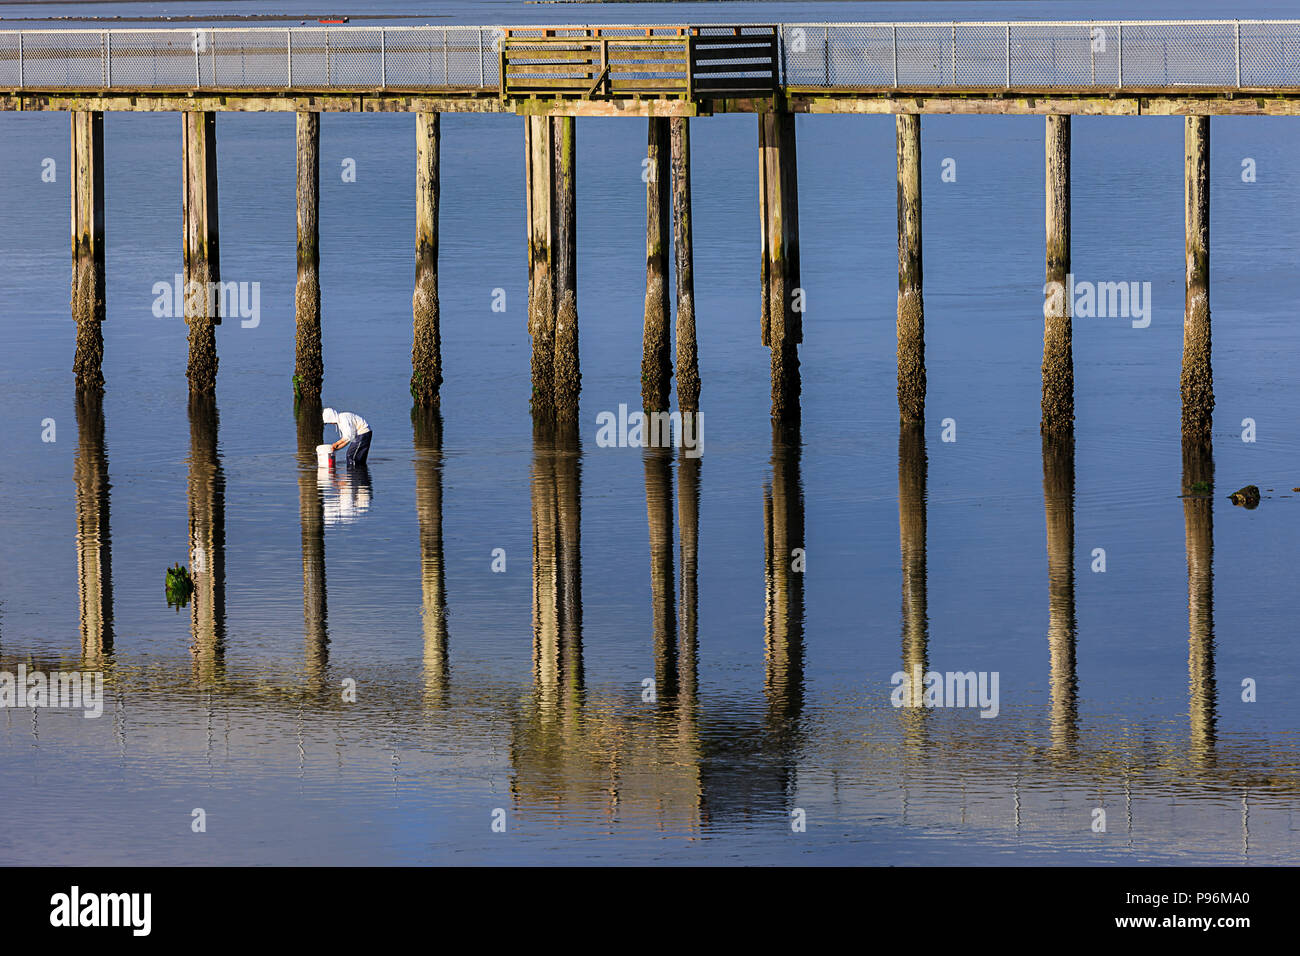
335,412,370,442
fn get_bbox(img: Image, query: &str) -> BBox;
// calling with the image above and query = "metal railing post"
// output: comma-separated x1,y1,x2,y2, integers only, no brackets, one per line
443,28,448,84
951,22,956,83
685,31,694,99
286,29,292,87
478,28,484,87
381,27,387,88
499,29,508,98
1090,21,1096,84
101,31,107,88
892,24,898,87
823,25,830,86
1117,23,1123,87
16,32,22,89
778,24,787,85
1005,23,1010,88
105,31,111,87
326,29,331,86
194,33,201,86
1235,21,1241,87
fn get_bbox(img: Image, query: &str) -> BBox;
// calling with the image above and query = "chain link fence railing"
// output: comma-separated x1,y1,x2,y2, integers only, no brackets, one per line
778,21,1300,88
2,21,1300,91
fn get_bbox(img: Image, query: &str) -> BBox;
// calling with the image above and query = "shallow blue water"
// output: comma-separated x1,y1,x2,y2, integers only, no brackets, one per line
1,0,1299,865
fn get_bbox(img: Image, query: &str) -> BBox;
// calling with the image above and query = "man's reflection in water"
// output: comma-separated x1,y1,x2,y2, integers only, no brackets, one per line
317,463,373,527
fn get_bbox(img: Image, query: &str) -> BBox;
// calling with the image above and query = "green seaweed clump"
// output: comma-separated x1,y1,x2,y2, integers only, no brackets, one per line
165,563,193,610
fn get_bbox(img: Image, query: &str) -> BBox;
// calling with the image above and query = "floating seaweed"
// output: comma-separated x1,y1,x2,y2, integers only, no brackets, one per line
165,562,193,610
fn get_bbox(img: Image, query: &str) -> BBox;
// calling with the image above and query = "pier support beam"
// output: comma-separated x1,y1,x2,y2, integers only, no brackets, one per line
641,117,672,412
71,111,105,392
552,116,580,422
411,111,443,407
672,117,700,413
526,115,556,418
896,113,925,424
295,112,322,401
759,110,801,423
1182,116,1213,444
182,112,220,394
1042,114,1073,434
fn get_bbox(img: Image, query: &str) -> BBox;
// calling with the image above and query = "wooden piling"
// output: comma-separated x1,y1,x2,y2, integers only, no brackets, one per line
294,112,323,401
671,117,700,414
182,112,220,394
412,112,443,407
759,110,801,423
1182,116,1213,444
71,111,105,392
552,116,581,421
525,115,556,418
1042,114,1073,434
641,117,673,412
896,113,925,424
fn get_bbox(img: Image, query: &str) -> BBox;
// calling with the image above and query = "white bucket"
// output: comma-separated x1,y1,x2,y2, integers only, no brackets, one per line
316,444,334,468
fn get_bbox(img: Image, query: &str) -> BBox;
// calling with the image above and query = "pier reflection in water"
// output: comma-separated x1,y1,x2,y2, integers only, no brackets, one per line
415,408,449,707
20,389,1295,864
897,421,928,739
74,390,113,665
297,398,328,688
1183,439,1216,764
1042,430,1078,756
187,394,225,684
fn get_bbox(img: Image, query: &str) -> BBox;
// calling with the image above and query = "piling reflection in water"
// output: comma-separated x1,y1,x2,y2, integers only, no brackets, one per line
676,451,701,727
764,422,805,735
1042,430,1079,755
511,427,719,830
529,422,584,721
645,445,678,705
296,398,328,687
414,408,449,707
512,423,586,814
187,393,226,683
74,389,113,663
897,421,928,735
1183,439,1216,762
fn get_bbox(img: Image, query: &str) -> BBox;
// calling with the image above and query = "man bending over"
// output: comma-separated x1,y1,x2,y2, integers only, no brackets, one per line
323,407,372,467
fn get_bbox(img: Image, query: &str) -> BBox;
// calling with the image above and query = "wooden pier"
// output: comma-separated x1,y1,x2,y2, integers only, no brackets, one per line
7,19,1300,431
